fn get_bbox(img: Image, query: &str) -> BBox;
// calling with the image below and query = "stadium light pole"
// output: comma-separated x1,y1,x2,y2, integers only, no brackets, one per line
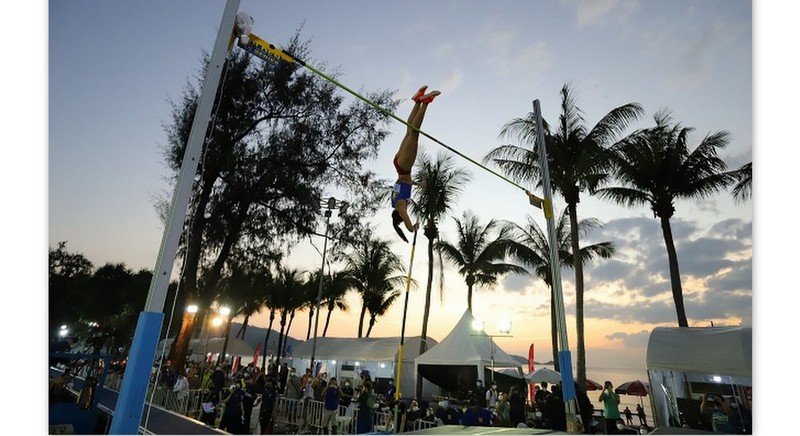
309,197,340,376
108,1,241,433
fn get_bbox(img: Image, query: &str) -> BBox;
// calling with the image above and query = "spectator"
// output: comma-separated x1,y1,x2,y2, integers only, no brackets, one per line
624,406,633,426
386,379,396,402
258,378,278,434
486,382,499,408
211,365,226,393
300,368,313,392
278,362,289,393
242,376,258,433
438,400,462,425
219,384,244,434
575,382,593,433
545,384,566,431
598,381,621,434
475,379,487,407
286,367,301,399
356,380,376,434
535,382,550,402
495,393,511,427
321,377,340,435
340,379,355,407
199,387,220,426
406,400,422,423
700,393,733,433
313,372,328,401
636,403,648,427
460,399,494,427
508,386,526,427
173,370,190,401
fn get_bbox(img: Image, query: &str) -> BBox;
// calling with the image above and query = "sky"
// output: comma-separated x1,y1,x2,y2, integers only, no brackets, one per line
44,0,756,370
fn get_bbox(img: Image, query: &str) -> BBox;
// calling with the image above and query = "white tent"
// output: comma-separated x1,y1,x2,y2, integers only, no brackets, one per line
290,336,440,399
645,327,752,429
414,310,524,398
525,367,562,384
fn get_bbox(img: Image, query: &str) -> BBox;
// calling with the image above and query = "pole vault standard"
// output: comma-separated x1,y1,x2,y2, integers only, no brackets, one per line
533,99,579,432
393,230,418,433
109,1,241,433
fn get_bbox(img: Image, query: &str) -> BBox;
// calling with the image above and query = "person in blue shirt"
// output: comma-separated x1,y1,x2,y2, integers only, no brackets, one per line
460,399,494,427
391,85,440,242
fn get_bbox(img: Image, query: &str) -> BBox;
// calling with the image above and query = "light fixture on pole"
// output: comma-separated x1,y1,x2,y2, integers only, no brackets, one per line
309,196,343,376
472,317,513,385
186,304,199,314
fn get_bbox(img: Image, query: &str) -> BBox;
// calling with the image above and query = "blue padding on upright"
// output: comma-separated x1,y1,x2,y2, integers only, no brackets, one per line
109,311,164,434
558,350,576,401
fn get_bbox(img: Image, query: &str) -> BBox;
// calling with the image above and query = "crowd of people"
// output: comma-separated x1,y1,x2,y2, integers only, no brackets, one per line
98,356,753,435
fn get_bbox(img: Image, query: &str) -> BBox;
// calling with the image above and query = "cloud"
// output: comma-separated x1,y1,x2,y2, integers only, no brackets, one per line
605,330,650,348
478,19,553,80
559,0,640,28
501,271,534,293
441,69,464,93
585,298,679,324
705,259,752,293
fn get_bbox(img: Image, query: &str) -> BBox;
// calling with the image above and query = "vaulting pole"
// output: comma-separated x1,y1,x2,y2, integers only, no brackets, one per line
393,230,418,433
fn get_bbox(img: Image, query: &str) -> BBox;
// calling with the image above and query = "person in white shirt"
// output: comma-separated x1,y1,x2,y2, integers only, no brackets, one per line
486,383,499,408
173,372,190,400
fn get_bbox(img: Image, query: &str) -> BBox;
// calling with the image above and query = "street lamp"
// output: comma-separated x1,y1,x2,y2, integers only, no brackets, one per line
59,329,69,338
186,304,199,314
472,317,513,385
310,197,344,375
219,306,231,317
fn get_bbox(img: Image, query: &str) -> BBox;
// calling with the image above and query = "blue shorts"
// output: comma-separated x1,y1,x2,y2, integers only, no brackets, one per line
391,181,412,208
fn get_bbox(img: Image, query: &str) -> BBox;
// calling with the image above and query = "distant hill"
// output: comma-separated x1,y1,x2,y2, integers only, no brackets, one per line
511,354,552,366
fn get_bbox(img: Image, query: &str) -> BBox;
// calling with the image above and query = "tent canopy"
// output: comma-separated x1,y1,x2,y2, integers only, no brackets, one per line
414,310,521,369
646,327,751,377
291,336,435,362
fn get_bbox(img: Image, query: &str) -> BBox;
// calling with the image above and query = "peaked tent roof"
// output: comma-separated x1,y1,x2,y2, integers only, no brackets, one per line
414,309,520,368
291,336,436,362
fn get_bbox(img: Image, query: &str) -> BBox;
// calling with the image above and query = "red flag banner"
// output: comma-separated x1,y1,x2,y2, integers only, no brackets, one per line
528,344,535,402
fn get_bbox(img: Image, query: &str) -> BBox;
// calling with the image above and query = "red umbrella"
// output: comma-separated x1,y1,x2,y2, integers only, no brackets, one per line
615,380,649,404
585,379,603,391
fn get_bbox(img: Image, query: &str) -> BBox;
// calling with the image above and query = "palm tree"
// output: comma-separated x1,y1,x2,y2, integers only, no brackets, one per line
436,210,527,312
411,152,470,399
503,210,614,371
260,275,278,369
343,236,405,338
731,162,752,202
484,83,641,390
217,263,268,363
271,266,306,364
322,270,355,337
364,288,401,337
597,110,737,327
304,269,323,341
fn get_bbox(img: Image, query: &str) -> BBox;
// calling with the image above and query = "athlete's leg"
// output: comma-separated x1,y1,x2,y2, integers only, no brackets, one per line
395,101,423,171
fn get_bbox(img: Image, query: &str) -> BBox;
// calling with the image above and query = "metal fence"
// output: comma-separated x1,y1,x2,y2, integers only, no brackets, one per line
270,395,440,434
